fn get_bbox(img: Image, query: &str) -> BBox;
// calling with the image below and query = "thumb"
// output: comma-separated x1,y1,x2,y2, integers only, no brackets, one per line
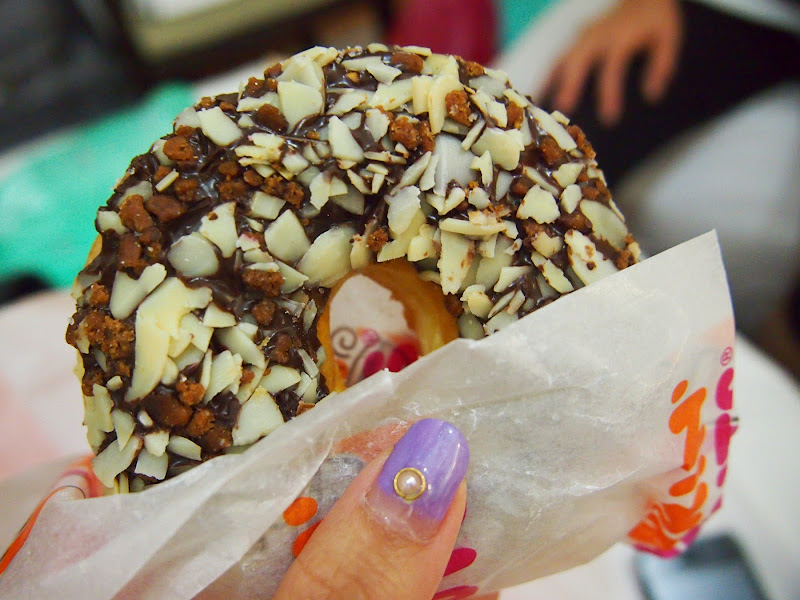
274,419,469,600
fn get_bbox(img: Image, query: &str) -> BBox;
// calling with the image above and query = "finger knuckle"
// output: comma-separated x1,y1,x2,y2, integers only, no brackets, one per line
289,549,398,600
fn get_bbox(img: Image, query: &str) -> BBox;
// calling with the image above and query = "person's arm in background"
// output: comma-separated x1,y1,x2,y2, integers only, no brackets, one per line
540,0,800,185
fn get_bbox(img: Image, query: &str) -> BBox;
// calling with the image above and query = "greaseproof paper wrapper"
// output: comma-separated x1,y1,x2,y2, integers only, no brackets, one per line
0,232,736,599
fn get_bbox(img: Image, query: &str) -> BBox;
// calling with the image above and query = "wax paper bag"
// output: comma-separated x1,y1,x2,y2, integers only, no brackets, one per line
0,232,736,599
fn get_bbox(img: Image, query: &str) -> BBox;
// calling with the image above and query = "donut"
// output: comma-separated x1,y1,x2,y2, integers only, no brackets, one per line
65,45,641,492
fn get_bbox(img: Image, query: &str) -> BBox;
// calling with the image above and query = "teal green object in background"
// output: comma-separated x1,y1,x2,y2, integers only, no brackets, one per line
499,0,556,49
0,83,195,290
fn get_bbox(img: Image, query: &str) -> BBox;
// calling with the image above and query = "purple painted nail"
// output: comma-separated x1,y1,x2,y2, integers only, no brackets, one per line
364,419,469,542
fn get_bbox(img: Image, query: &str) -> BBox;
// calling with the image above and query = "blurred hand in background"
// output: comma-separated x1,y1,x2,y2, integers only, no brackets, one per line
544,0,683,126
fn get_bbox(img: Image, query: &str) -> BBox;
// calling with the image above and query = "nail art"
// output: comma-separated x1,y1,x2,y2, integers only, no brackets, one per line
364,419,469,542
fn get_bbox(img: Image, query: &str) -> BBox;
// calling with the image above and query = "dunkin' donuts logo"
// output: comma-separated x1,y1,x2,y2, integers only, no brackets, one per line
628,356,737,556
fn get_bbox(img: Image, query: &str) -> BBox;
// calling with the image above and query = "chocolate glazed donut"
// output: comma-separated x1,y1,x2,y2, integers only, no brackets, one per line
65,45,641,493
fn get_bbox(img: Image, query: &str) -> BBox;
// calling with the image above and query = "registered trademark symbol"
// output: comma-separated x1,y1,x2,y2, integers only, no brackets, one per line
720,347,733,366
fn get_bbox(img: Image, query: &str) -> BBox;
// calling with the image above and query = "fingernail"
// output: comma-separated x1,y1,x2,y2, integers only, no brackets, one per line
364,419,469,543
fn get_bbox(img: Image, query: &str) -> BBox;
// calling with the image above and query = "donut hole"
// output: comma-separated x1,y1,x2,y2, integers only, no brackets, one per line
317,260,459,391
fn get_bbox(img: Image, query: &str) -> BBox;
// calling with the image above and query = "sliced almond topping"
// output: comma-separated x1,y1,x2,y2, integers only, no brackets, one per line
282,152,309,175
278,81,324,129
506,289,526,314
471,127,524,170
168,435,202,461
161,357,179,385
236,232,261,253
551,110,570,125
395,152,432,190
471,89,507,128
167,234,220,279
236,93,279,112
401,45,432,56
174,107,201,129
560,184,582,214
127,279,212,402
293,45,339,67
331,185,365,215
532,252,574,294
488,290,515,318
438,231,474,295
423,54,459,77
494,265,532,292
86,384,114,440
342,56,402,84
428,75,463,134
97,210,127,234
377,209,426,262
522,165,560,197
197,107,242,147
579,200,628,249
458,312,485,339
328,116,364,162
346,169,370,194
484,310,518,335
259,365,302,393
477,233,497,258
138,410,154,428
109,263,167,320
564,229,619,285
350,233,372,270
264,210,311,263
144,430,169,456
217,325,266,369
365,108,391,141
309,170,333,210
199,349,213,390
411,75,433,114
296,225,356,287
154,169,179,192
180,312,213,352
461,119,486,153
530,106,577,151
470,150,493,186
232,387,285,446
236,364,266,402
298,348,319,378
203,303,236,328
203,350,243,402
134,448,168,480
475,235,514,288
532,231,563,258
92,434,142,488
552,163,583,188
467,188,492,210
432,133,476,196
503,89,530,107
328,90,370,115
407,224,437,261
517,185,560,223
368,78,414,111
107,376,123,391
467,290,493,319
387,186,422,236
199,202,238,258
440,218,505,238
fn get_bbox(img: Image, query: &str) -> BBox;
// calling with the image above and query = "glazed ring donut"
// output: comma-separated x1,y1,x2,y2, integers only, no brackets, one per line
66,45,641,492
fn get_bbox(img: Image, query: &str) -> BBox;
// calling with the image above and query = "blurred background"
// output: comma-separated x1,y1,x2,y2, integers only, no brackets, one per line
0,1,798,598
